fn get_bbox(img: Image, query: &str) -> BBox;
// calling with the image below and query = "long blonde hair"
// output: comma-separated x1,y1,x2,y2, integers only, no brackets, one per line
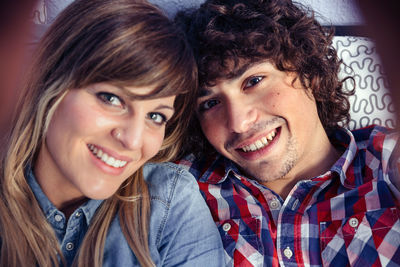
0,0,197,266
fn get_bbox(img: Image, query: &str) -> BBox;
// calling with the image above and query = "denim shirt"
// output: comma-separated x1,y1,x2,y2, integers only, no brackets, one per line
27,162,225,266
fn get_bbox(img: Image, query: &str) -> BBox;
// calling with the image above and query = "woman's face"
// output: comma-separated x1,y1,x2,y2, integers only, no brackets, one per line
34,83,175,207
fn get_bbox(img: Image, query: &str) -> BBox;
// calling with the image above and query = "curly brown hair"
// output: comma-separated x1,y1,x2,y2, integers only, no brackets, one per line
175,0,354,157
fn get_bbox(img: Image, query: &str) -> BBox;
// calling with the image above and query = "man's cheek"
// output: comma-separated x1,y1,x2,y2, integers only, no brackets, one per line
201,122,218,142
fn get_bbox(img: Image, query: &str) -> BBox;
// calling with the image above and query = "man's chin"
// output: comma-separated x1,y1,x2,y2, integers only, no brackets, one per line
238,160,295,184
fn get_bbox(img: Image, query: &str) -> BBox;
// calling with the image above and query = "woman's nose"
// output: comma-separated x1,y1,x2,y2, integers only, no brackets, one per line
113,114,145,150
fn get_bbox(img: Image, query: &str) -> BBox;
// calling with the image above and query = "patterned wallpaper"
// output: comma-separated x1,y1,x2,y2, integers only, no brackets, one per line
31,0,364,23
332,36,396,129
299,0,363,25
32,0,74,24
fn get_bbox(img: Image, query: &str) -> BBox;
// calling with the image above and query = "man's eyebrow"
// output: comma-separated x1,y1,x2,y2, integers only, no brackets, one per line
230,62,254,81
198,61,266,98
198,87,212,98
234,59,272,77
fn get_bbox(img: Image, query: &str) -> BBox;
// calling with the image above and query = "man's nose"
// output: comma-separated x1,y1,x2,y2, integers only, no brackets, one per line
226,100,257,133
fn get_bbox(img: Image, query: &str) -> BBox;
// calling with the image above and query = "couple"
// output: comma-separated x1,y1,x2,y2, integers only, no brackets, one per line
1,0,399,266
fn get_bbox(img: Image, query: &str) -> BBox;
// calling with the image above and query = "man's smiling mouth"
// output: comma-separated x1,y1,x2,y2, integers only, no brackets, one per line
240,129,278,152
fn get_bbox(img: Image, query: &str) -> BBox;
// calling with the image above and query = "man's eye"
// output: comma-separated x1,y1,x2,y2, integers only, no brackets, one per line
244,76,263,89
148,112,167,125
97,92,124,107
198,99,220,112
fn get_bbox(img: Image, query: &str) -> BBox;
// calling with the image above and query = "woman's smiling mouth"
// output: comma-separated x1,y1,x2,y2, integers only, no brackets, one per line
87,144,127,168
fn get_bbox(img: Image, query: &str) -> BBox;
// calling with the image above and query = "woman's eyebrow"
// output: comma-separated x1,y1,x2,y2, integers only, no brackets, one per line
116,85,160,101
154,104,175,111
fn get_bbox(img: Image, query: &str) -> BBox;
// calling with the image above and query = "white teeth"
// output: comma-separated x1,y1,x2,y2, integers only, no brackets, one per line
115,159,121,167
87,144,127,168
255,140,263,149
241,130,277,153
267,131,276,141
106,157,115,166
261,137,268,145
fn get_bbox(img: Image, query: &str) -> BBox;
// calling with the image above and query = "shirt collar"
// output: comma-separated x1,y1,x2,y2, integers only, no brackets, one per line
329,127,358,188
327,125,395,189
194,154,240,184
26,168,103,225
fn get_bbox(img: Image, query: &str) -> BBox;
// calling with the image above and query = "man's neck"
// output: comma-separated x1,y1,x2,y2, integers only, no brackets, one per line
262,133,342,200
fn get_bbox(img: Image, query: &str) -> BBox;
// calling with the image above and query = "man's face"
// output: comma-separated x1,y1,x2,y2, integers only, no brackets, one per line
196,61,329,185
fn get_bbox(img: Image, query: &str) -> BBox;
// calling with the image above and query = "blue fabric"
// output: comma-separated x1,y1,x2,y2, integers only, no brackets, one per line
27,162,225,266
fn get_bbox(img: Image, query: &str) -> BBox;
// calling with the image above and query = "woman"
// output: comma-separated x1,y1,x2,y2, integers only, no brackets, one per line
0,0,224,266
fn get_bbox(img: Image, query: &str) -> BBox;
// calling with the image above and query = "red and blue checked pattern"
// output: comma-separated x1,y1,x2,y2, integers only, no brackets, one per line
178,125,400,266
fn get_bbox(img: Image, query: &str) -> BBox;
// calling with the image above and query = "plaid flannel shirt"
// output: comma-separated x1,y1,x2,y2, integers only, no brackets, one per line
178,125,400,266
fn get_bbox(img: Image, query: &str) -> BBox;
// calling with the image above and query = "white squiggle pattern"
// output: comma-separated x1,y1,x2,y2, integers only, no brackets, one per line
31,0,47,24
32,0,204,23
333,36,396,130
32,0,75,24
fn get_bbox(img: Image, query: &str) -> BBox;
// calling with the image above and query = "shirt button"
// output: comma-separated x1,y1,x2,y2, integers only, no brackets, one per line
283,247,293,259
270,199,280,209
75,211,82,218
349,218,359,228
66,242,74,251
54,214,63,222
222,222,231,232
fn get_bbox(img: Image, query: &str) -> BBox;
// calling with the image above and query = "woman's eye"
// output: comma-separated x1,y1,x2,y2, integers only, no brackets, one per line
148,112,167,125
97,92,124,108
198,99,220,112
244,76,263,89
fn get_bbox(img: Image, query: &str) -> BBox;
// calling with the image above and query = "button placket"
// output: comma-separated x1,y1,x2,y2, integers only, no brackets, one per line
62,208,85,257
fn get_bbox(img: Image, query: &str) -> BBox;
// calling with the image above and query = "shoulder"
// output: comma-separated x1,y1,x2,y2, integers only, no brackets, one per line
144,162,226,266
351,125,398,156
351,124,396,142
176,153,230,183
143,162,199,205
143,161,192,181
351,125,400,189
175,153,206,178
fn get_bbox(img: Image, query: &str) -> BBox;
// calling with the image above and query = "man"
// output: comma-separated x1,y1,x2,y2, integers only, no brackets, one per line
175,0,400,266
